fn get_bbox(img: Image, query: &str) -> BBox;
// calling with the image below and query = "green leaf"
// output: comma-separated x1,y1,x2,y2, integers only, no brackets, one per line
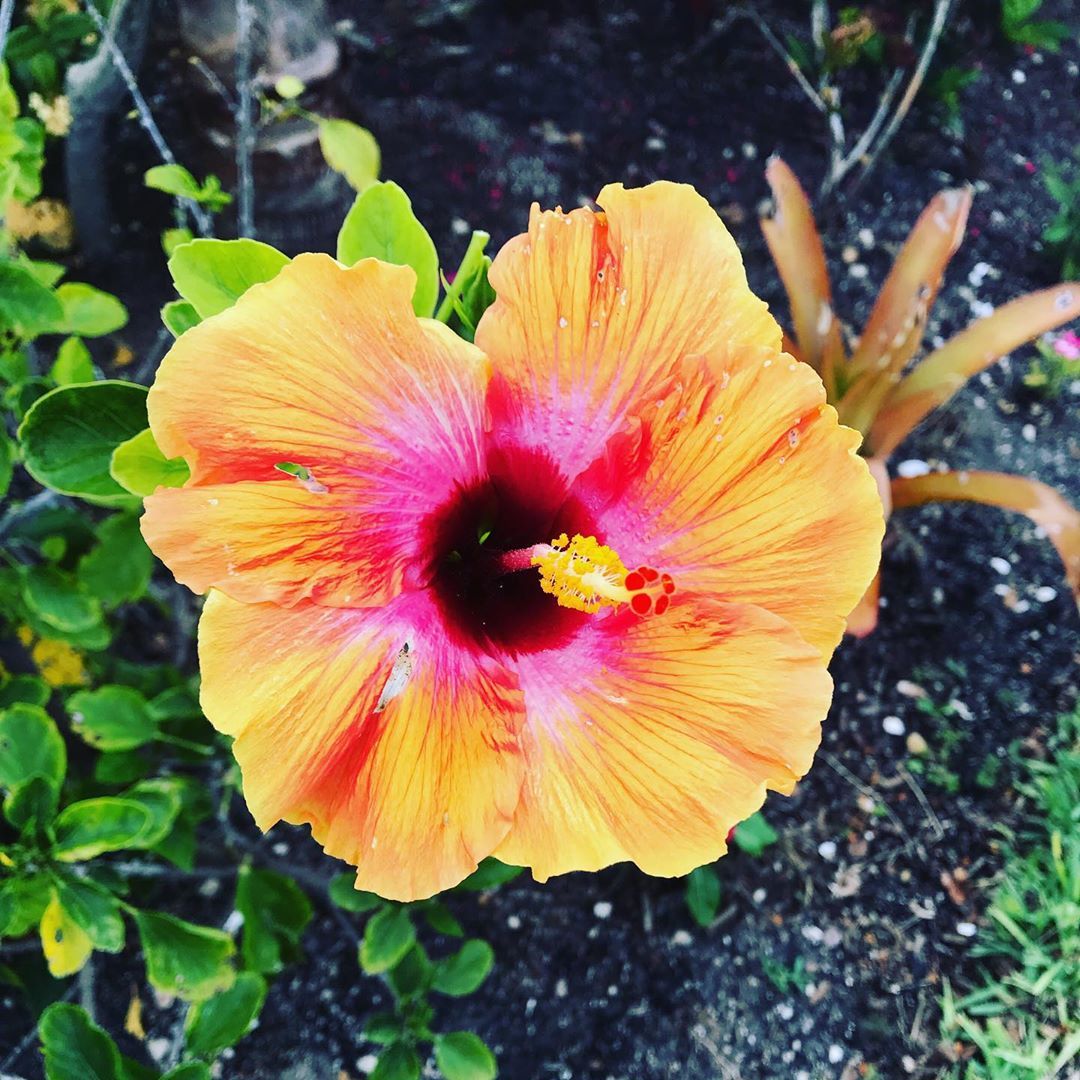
360,905,416,975
235,866,313,974
0,259,64,335
684,865,722,928
184,970,267,1059
145,164,202,200
423,900,464,937
79,514,154,608
0,673,50,707
0,701,66,792
22,564,102,633
434,1032,497,1080
53,877,125,953
162,228,194,258
0,872,51,937
121,778,185,848
67,685,158,751
132,910,236,1001
733,812,779,857
336,181,439,316
317,117,380,192
328,872,383,913
5,774,59,832
39,1002,121,1080
371,1043,421,1080
17,380,148,505
54,283,128,337
160,1066,212,1080
432,939,494,997
388,943,433,999
454,858,523,892
110,427,189,497
161,298,201,338
50,337,95,385
168,238,290,318
52,796,153,861
0,428,13,499
363,1011,404,1045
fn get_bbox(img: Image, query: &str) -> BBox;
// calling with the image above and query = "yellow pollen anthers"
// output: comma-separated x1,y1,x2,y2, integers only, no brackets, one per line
532,534,676,617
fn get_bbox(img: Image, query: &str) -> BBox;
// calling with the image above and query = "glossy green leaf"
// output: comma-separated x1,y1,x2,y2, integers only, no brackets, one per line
423,900,464,937
184,970,267,1059
360,905,416,975
432,939,494,997
318,117,380,192
168,238,290,319
54,283,128,337
54,877,125,953
0,259,64,335
161,298,201,338
235,866,313,974
371,1043,421,1080
121,778,185,849
110,427,190,497
0,673,50,707
144,164,201,200
388,943,434,1000
21,565,102,633
685,865,722,927
0,428,12,499
434,1032,497,1080
454,858,523,892
0,872,51,937
17,381,147,505
0,702,66,792
328,872,383,914
733,812,779,857
79,514,154,608
53,797,153,861
50,337,94,385
39,1002,121,1080
67,685,158,751
336,181,439,316
133,910,236,1001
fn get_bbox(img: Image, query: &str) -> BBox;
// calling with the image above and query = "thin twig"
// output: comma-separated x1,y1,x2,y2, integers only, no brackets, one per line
0,0,16,61
77,959,97,1023
823,64,905,194
82,1,212,236
852,0,954,193
0,490,62,542
188,55,237,112
234,0,256,238
0,983,77,1073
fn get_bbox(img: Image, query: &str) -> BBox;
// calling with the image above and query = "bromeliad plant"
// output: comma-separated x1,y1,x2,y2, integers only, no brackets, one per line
760,157,1080,635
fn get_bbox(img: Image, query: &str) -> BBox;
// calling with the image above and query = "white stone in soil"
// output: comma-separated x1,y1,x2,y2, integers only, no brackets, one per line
882,716,906,736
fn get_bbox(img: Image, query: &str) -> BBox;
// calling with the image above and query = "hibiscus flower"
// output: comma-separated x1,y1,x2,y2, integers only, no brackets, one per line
141,182,883,901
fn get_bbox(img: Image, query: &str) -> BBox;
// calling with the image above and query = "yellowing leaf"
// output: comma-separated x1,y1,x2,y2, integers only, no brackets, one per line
318,118,380,192
40,892,93,977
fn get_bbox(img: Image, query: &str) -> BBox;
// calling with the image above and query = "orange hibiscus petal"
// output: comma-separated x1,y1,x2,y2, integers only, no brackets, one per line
143,255,490,608
475,181,780,480
198,591,525,901
586,348,884,658
494,597,830,881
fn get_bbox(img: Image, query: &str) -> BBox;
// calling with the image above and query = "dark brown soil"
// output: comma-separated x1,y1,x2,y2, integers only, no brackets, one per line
3,1,1078,1078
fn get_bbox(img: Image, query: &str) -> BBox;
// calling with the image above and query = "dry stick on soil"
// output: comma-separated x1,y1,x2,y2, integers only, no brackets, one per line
81,1,212,237
234,0,256,238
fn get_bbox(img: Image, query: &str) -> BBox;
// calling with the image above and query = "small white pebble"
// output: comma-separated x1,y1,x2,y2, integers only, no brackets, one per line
1034,586,1058,602
645,136,665,152
777,1002,794,1020
147,1039,171,1063
802,925,824,943
451,217,471,236
1012,69,1026,84
507,915,522,929
818,840,837,860
555,978,568,997
742,141,757,159
849,263,868,279
752,888,767,904
593,901,612,919
990,556,1012,575
357,1054,379,1075
1022,423,1036,442
896,458,930,478
222,910,245,935
828,1045,844,1065
957,921,978,938
672,929,693,946
857,227,874,247
883,716,906,736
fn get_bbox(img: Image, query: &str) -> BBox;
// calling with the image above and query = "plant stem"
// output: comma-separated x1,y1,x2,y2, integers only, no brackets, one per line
234,0,256,238
0,0,16,61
